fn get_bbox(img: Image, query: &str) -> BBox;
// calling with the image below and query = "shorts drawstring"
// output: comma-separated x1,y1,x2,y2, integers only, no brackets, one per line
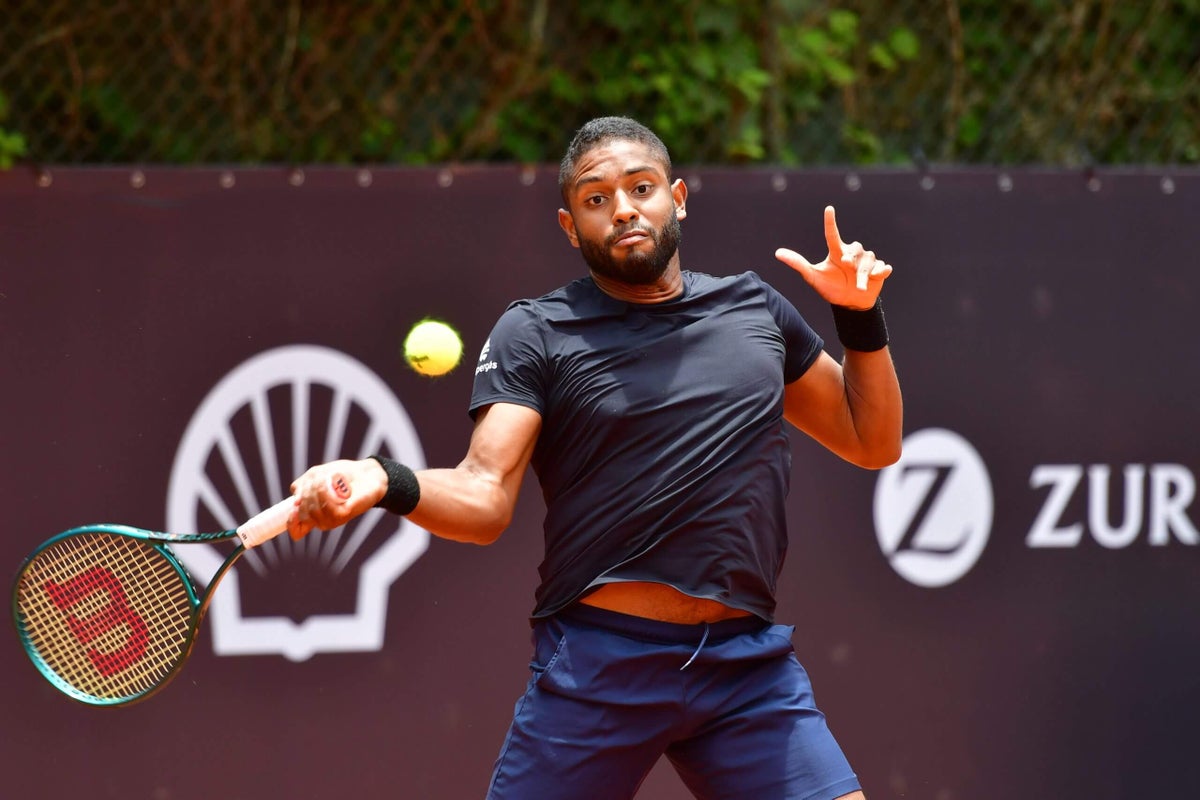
680,622,710,671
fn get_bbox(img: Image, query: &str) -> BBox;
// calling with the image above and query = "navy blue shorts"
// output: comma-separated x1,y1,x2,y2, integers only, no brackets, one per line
486,604,861,800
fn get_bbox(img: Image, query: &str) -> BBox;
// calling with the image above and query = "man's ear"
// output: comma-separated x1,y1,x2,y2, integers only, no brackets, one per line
558,208,580,248
671,178,688,221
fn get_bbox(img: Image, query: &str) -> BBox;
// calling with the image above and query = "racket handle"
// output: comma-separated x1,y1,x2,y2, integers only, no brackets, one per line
234,474,353,548
236,497,295,548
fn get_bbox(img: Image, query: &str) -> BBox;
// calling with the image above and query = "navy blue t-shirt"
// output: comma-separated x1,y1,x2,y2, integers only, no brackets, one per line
469,270,824,620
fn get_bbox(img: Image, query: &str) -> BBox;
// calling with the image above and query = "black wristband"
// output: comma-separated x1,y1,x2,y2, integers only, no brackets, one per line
831,298,889,352
369,455,421,516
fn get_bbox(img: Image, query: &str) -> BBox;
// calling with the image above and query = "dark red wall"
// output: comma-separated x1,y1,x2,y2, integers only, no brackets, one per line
2,165,1197,799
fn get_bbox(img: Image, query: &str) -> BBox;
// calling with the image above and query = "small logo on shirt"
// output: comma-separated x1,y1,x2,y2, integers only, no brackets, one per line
476,338,498,374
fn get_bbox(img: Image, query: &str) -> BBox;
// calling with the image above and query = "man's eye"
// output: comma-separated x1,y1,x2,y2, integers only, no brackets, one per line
634,184,651,194
586,195,605,205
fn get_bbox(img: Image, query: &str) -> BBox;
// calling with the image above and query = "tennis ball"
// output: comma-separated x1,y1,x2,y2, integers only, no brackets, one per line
404,319,464,377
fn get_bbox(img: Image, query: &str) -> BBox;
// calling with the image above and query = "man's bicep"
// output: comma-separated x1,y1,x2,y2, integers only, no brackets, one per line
782,351,854,450
462,402,542,492
783,348,903,469
405,402,541,544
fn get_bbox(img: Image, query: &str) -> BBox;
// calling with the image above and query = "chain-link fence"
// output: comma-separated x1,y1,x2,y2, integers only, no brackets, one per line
2,0,1197,167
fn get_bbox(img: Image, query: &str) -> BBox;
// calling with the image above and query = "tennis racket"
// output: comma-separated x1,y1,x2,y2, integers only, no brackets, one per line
12,475,350,707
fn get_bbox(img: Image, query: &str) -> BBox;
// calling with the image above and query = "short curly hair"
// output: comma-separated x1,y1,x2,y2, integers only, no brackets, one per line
558,117,673,205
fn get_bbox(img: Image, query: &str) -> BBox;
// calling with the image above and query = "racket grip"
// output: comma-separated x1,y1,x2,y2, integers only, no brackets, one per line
235,475,352,548
236,497,295,548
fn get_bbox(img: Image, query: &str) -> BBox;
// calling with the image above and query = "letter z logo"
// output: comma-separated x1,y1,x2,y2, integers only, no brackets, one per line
873,428,994,587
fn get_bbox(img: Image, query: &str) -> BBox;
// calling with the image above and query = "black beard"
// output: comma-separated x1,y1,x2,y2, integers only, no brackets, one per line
580,214,682,285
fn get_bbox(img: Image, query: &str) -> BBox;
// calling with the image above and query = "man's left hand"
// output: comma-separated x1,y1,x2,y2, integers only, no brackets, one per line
774,205,892,309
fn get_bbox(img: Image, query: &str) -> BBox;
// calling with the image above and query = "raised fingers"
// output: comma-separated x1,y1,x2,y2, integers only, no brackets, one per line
854,249,875,290
823,205,843,256
863,258,893,289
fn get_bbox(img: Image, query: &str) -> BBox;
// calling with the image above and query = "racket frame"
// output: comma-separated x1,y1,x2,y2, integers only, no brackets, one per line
12,523,248,707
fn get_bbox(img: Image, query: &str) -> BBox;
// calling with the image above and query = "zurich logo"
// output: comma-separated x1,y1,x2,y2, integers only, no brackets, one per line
873,428,993,587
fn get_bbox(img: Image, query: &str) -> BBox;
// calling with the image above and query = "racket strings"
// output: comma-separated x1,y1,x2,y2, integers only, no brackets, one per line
16,532,195,702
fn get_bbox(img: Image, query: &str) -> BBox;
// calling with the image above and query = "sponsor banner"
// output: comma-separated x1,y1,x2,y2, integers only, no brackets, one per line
166,344,429,661
1,167,1197,799
874,428,994,588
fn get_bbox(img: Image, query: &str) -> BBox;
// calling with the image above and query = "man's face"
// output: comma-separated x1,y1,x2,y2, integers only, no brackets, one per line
558,140,687,285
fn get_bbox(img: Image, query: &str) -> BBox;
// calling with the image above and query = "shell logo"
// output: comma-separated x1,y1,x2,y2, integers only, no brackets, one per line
166,345,428,661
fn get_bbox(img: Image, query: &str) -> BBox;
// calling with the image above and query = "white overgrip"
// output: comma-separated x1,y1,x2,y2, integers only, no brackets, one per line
235,496,295,548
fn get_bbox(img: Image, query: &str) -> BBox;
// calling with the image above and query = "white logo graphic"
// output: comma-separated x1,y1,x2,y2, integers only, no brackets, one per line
873,428,993,587
1026,463,1200,548
476,337,498,375
167,345,428,661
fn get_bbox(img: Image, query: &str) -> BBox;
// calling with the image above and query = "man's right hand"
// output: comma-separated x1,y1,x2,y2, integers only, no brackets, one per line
286,458,388,540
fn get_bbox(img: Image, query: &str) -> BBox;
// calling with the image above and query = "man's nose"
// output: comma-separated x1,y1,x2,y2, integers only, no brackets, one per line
612,190,639,225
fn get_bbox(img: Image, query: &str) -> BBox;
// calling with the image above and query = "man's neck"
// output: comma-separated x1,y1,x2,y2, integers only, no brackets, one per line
590,261,684,304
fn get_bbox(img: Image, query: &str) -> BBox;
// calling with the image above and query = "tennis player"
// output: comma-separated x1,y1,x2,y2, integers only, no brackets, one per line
289,116,901,800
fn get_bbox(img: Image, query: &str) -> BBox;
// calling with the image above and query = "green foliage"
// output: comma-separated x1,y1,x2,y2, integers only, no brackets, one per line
0,130,26,169
483,2,917,165
0,1,1194,165
0,91,28,169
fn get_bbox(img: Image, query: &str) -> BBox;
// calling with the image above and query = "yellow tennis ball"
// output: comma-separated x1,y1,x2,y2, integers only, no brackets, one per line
404,319,463,377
